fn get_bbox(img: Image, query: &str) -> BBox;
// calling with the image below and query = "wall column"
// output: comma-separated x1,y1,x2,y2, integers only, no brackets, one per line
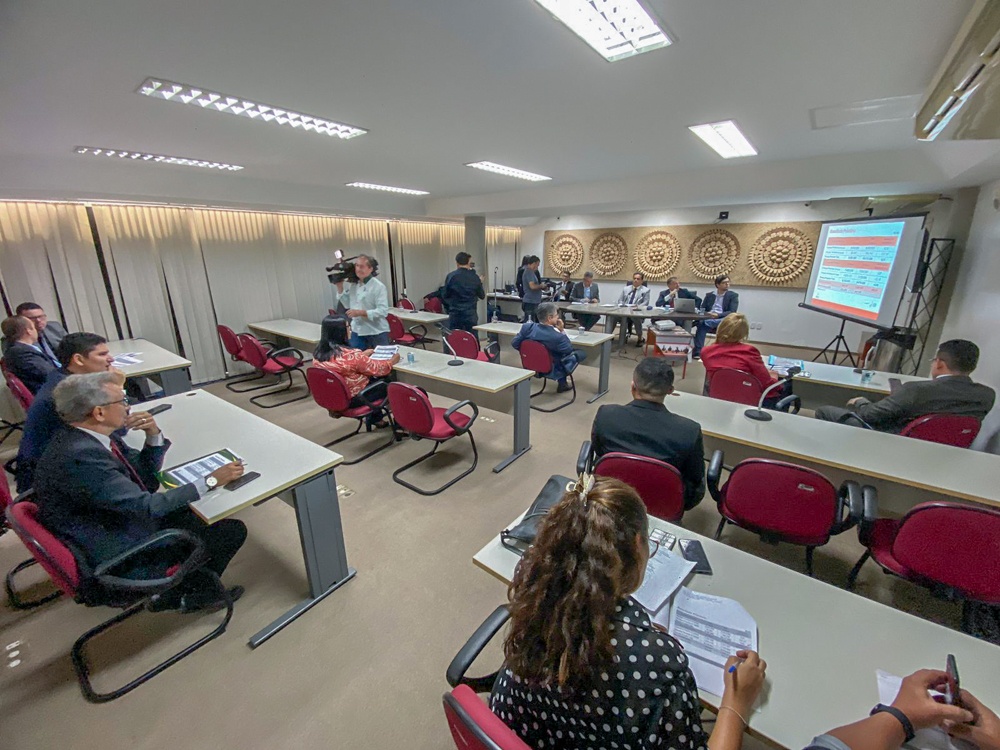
465,215,487,323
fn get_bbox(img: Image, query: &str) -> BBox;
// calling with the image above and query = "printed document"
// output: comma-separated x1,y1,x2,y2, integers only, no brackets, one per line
112,352,143,366
633,549,696,614
370,345,399,361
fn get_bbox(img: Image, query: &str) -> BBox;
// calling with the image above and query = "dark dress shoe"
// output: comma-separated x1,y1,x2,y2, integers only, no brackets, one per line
179,585,245,614
556,382,573,393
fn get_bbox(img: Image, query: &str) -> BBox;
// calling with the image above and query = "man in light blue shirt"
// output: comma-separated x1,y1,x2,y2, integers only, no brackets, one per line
332,255,390,348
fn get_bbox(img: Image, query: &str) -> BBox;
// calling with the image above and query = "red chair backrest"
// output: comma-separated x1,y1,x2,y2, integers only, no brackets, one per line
708,369,763,407
236,333,269,369
722,459,838,545
595,453,685,522
306,367,353,414
398,298,416,311
448,330,482,360
443,686,531,750
2,361,35,411
424,297,444,314
900,414,981,448
6,501,80,597
387,314,406,340
891,502,1000,604
388,383,436,436
0,472,12,518
518,340,552,375
217,324,243,360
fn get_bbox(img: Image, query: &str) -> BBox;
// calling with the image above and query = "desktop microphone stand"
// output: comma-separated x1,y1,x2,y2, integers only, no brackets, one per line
745,367,800,422
441,328,465,366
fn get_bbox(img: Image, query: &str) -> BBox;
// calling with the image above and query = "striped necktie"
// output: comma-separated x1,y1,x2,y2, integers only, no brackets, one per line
109,439,147,489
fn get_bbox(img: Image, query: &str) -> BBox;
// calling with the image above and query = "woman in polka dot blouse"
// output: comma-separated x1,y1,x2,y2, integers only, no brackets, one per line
490,476,766,750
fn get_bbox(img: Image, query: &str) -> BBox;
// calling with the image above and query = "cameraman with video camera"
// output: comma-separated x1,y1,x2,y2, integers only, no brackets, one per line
329,253,390,348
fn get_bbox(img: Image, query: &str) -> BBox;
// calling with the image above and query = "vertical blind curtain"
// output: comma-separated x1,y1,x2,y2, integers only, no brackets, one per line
487,226,521,291
396,221,467,304
92,205,225,384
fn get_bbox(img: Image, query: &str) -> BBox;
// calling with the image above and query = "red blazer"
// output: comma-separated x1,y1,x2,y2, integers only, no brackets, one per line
700,342,778,389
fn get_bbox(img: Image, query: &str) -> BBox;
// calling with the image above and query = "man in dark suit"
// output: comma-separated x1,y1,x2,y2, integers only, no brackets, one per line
1,315,57,394
512,302,586,392
591,357,705,509
692,274,739,358
443,251,486,332
11,302,67,363
570,271,601,331
34,372,248,612
815,339,996,433
655,276,700,309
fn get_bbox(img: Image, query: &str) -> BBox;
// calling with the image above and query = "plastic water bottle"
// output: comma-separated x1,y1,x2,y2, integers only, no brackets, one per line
492,308,499,324
407,352,415,364
861,370,874,384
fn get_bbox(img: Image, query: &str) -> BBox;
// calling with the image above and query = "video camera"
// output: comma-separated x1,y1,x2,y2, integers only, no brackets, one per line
326,249,378,284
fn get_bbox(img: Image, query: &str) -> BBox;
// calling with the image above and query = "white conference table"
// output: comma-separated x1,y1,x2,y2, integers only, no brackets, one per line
393,349,535,472
474,321,614,403
474,514,1000,750
124,389,353,648
107,338,192,396
667,391,1000,513
770,358,927,408
557,302,709,346
388,307,449,326
247,318,321,352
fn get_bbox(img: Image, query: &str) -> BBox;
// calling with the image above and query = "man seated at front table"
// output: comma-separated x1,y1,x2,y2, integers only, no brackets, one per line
570,271,601,331
35,372,248,612
14,332,118,492
591,357,705,510
1,315,57,394
815,339,996,433
512,302,586,393
692,274,739,359
613,272,650,346
655,276,700,309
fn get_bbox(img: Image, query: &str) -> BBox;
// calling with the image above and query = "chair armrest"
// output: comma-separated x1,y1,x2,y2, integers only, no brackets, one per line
855,485,879,544
446,605,511,691
837,412,874,430
444,400,479,433
11,488,36,505
832,480,861,534
576,440,593,475
93,529,207,592
407,323,429,339
776,394,801,414
355,380,387,411
268,346,306,367
707,449,725,504
483,340,501,361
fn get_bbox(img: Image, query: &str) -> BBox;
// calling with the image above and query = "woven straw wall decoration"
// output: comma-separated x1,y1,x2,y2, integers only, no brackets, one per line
689,228,741,280
548,234,585,274
633,230,681,279
589,233,628,276
748,226,815,284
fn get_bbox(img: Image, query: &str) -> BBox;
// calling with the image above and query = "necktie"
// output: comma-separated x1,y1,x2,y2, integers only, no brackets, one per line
39,336,59,366
628,288,636,304
110,439,147,489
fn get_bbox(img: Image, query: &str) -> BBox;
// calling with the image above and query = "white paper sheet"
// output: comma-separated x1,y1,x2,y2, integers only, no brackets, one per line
112,352,143,366
633,549,696,613
876,671,974,750
668,588,757,698
370,345,400,361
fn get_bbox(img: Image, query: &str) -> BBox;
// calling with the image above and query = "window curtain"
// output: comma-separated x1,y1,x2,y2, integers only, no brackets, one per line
487,226,521,292
395,221,466,305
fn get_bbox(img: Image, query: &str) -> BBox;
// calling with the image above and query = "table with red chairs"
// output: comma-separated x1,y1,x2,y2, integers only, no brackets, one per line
247,318,321,355
766,357,927,410
474,321,614,403
107,338,193,396
123,389,354,648
387,307,449,327
473,512,1000,750
393,348,534,472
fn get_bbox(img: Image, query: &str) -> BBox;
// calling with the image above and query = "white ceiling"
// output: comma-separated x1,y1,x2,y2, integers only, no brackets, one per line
1,0,996,223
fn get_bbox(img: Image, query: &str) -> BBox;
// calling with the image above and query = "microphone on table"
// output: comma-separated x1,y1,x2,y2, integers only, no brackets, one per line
853,344,875,374
441,328,465,367
745,366,800,422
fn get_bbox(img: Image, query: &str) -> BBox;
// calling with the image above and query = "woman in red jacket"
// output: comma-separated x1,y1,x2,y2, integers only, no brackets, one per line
701,313,790,406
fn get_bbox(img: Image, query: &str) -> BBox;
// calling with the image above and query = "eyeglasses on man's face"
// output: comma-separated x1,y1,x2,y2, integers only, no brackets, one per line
102,394,131,408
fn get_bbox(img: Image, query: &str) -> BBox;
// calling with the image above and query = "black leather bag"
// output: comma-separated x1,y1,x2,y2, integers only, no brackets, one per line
500,474,573,554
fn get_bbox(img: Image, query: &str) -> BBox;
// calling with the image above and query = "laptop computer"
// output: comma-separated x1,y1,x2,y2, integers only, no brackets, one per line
673,297,696,313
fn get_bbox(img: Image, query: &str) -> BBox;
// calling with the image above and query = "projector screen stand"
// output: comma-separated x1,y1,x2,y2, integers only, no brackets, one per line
813,319,857,368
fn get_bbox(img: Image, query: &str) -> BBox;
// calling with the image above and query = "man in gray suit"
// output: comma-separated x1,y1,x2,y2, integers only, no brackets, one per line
815,339,995,433
570,271,601,331
7,302,67,365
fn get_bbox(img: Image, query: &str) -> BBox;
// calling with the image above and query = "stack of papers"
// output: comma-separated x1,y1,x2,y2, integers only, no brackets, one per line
767,355,806,376
112,352,143,366
370,345,399,361
633,549,696,613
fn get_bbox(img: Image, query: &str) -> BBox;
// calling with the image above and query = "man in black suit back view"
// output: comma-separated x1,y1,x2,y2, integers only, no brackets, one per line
34,372,248,612
591,357,705,510
1,315,57,394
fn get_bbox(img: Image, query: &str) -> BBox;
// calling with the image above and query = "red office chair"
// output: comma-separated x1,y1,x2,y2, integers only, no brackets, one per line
397,298,417,311
707,368,800,412
447,330,500,363
3,478,62,610
387,383,479,495
847,502,1000,611
518,339,575,413
5,496,234,703
578,440,686,522
0,362,32,447
899,414,981,448
387,314,429,349
443,605,529,750
707,451,866,576
235,333,309,408
306,367,398,464
216,324,275,393
424,296,445,315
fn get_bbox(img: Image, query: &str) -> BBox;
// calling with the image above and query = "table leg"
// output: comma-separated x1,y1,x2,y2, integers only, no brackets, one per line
158,367,192,396
493,378,531,472
618,317,627,348
248,468,356,648
587,339,612,404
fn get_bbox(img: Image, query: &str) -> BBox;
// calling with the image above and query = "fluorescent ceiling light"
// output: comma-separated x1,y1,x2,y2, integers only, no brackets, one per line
532,0,670,62
346,182,429,196
688,120,758,159
75,146,243,171
465,161,551,182
136,77,367,139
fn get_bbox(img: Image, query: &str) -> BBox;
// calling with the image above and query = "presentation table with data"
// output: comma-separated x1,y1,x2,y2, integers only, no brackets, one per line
474,321,614,403
473,514,1000,750
123,390,352,648
108,338,192,396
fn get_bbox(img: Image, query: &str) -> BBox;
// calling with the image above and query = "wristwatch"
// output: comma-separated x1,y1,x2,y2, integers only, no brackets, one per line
205,476,219,491
870,704,916,743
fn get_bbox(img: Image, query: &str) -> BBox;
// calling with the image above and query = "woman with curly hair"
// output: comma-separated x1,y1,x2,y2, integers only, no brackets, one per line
490,476,766,750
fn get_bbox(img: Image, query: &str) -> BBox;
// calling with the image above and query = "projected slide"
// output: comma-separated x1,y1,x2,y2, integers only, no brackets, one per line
807,221,904,321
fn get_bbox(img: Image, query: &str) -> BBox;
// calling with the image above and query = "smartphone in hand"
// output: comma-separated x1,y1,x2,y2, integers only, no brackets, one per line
945,653,961,707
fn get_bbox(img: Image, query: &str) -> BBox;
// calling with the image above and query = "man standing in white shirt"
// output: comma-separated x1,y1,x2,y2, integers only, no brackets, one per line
332,255,390,349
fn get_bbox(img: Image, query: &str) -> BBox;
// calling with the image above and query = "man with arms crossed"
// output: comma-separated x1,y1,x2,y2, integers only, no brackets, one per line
332,254,390,349
815,339,995,433
692,274,739,359
591,357,705,510
570,271,601,331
